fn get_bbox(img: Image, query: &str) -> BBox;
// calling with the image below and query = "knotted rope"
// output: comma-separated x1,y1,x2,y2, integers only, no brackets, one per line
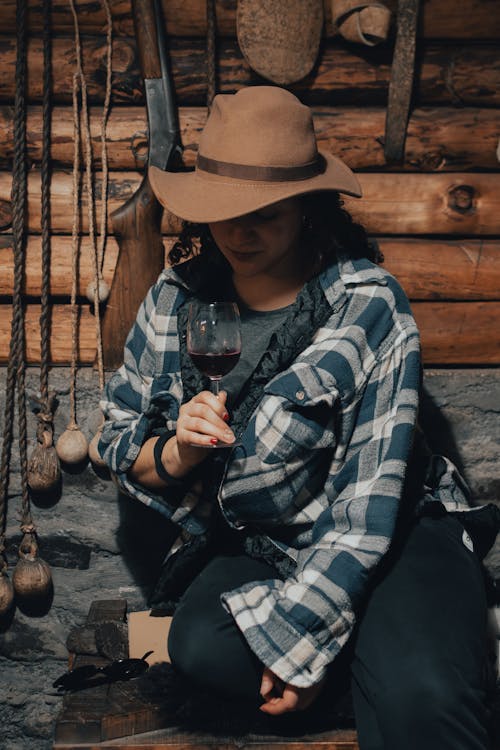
68,0,112,411
32,0,59,460
206,0,217,110
0,0,35,566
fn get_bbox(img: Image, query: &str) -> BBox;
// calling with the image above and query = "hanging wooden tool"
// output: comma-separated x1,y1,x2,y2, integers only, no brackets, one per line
331,0,391,46
237,0,323,85
384,0,420,163
7,0,52,606
100,0,183,371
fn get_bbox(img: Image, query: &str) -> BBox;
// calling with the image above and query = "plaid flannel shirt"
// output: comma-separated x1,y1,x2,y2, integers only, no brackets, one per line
99,256,471,688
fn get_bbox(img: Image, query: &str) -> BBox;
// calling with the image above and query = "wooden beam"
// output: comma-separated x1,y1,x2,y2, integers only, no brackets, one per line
1,236,499,300
0,37,498,107
1,105,499,172
1,0,499,40
2,302,500,365
1,171,498,236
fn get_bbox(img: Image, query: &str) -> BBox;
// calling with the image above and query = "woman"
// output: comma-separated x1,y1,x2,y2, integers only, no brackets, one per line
98,87,496,748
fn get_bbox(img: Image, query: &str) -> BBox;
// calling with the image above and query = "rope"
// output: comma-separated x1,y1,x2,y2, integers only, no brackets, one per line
69,66,81,428
69,0,112,395
206,0,217,109
39,0,52,407
8,0,31,536
98,0,112,279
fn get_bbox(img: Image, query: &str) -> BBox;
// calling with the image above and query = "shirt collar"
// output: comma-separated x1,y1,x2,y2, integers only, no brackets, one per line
320,256,388,312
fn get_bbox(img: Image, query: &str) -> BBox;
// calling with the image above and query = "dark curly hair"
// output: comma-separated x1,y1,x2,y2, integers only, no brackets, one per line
167,191,383,271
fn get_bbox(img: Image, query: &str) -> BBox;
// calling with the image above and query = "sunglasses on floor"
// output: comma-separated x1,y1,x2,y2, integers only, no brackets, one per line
53,650,153,692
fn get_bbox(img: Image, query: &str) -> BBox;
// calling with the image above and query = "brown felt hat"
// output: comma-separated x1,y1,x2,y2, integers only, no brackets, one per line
149,86,362,224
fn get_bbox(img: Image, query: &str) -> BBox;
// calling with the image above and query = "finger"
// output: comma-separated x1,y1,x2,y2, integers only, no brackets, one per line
192,390,229,418
260,668,276,700
259,695,296,715
179,401,233,439
180,416,235,446
260,684,299,715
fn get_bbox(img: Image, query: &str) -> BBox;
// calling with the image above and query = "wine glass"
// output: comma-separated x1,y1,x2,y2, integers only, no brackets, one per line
187,301,241,447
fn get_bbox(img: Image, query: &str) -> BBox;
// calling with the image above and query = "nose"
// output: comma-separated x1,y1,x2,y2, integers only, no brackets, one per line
226,216,256,243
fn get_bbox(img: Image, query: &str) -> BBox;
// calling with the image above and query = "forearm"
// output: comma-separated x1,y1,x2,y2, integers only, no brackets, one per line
127,435,191,489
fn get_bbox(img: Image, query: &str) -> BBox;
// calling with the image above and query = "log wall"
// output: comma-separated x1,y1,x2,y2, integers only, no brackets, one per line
0,0,499,366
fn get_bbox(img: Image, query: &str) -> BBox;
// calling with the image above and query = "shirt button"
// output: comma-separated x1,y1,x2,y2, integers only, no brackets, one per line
296,390,305,401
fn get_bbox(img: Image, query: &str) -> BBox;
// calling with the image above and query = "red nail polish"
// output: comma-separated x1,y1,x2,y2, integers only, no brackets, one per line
210,437,218,445
223,412,229,422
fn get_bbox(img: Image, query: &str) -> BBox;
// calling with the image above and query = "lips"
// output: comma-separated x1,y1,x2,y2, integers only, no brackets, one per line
228,248,261,261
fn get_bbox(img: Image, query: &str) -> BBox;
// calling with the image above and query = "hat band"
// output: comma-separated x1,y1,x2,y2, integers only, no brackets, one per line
196,153,325,182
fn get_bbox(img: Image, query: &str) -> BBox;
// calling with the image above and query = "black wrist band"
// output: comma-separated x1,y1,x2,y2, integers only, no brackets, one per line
153,430,183,486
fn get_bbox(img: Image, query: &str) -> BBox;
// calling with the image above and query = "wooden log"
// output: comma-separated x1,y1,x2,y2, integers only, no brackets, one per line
0,36,499,107
412,302,500,365
1,235,499,301
2,105,500,172
2,302,500,364
1,171,498,237
0,235,119,296
1,0,499,40
378,239,500,300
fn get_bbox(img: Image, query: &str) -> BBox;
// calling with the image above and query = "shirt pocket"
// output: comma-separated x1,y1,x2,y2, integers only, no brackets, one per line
255,364,339,465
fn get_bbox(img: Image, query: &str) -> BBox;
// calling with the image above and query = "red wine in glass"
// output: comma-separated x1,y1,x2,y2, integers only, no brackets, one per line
189,351,241,379
187,301,242,447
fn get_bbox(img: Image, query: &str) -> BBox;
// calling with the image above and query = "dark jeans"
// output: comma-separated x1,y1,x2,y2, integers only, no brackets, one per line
168,513,491,749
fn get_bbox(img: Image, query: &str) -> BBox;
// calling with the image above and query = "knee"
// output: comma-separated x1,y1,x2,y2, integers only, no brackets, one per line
377,669,482,731
168,609,212,681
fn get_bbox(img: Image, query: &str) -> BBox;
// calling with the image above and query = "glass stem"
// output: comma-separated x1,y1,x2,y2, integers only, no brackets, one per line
210,378,221,397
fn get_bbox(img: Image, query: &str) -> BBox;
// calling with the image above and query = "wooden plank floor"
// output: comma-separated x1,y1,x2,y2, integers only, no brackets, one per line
53,725,359,749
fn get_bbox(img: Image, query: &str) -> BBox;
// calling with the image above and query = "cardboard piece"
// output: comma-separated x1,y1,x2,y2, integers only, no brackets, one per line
128,610,172,665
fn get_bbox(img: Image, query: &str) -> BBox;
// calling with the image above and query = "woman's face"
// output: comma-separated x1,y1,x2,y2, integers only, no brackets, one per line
208,197,303,281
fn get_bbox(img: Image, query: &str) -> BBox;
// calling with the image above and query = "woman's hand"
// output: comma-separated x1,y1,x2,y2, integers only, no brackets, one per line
259,666,326,716
167,390,235,475
128,390,235,487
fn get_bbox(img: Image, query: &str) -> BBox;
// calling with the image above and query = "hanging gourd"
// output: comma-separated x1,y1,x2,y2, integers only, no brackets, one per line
0,492,13,616
28,418,61,493
12,530,52,600
0,568,14,616
56,419,89,465
86,278,110,306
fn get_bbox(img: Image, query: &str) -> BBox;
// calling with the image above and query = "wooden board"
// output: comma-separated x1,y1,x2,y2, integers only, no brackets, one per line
0,37,498,107
1,236,499,300
1,105,500,172
2,302,500,365
1,171,499,236
53,727,359,749
2,0,499,40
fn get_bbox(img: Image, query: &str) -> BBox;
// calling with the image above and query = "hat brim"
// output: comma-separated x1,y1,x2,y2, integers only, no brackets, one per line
148,151,362,224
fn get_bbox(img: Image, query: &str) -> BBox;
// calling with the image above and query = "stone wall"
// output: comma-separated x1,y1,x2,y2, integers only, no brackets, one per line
0,366,499,749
